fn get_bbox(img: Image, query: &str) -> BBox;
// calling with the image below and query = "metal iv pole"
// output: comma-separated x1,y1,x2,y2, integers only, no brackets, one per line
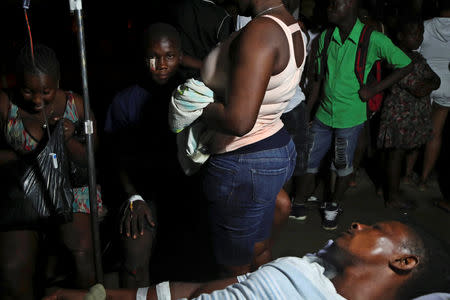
69,0,104,284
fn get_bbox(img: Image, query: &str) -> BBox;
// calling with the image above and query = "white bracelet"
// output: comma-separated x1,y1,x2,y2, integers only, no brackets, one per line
156,281,171,300
136,287,149,300
128,194,144,203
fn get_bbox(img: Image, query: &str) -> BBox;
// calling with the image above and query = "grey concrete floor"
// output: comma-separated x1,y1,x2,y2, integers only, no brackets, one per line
272,169,450,260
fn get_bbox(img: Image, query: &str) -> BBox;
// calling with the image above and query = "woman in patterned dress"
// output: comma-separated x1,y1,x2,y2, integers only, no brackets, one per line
377,16,441,209
0,44,102,298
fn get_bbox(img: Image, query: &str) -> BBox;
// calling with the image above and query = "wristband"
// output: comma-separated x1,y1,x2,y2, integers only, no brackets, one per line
84,283,106,300
128,194,144,211
136,287,149,300
156,281,171,300
129,194,144,203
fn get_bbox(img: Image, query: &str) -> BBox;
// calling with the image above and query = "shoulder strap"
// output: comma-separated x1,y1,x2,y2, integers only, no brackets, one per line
316,26,335,81
287,22,301,34
63,91,79,122
354,24,374,86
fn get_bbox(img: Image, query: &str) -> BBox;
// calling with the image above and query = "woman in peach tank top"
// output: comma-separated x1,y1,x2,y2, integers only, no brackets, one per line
200,0,306,277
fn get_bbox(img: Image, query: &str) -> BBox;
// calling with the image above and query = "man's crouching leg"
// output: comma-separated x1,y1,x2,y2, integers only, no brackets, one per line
120,225,155,288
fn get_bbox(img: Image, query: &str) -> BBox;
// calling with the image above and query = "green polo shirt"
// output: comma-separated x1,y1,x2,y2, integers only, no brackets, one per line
315,19,411,128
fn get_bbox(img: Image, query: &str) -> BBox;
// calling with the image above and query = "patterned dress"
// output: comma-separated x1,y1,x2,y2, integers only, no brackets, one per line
4,91,102,213
377,52,439,149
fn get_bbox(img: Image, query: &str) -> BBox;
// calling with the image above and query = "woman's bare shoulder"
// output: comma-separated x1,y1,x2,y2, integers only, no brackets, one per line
240,16,286,39
232,16,285,58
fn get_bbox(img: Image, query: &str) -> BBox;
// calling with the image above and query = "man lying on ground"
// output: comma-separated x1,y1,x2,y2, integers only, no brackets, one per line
45,220,450,300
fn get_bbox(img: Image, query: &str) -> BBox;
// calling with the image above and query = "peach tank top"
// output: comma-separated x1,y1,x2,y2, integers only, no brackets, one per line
201,15,306,153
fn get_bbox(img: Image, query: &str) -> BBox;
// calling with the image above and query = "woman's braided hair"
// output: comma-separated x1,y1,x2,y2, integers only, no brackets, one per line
16,44,60,81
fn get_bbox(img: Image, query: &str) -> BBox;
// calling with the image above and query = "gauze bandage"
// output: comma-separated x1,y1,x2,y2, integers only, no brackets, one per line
136,287,149,300
155,281,171,300
149,58,156,71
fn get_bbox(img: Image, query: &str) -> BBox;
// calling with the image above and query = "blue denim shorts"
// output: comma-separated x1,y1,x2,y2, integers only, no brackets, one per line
306,118,363,177
203,139,296,266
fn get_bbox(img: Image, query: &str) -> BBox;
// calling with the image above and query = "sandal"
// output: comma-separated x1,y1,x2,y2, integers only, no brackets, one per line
376,187,383,198
418,180,428,192
402,172,419,186
434,199,450,213
385,198,416,210
348,180,357,188
348,171,358,188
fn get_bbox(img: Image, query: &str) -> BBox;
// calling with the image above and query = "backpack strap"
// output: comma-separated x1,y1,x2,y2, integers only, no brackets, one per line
354,24,374,86
316,26,335,82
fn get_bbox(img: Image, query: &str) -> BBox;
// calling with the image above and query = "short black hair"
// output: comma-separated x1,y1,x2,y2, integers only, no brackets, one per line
16,43,60,80
397,221,450,299
142,22,181,51
396,14,423,35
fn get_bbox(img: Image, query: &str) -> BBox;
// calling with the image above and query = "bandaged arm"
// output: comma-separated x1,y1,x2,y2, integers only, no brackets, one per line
94,277,239,300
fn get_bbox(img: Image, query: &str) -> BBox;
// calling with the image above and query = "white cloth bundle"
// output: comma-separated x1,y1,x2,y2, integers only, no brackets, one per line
168,78,215,175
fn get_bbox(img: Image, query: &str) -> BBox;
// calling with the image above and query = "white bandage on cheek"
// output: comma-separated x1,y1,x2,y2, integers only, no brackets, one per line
155,281,171,300
136,287,149,300
149,58,156,71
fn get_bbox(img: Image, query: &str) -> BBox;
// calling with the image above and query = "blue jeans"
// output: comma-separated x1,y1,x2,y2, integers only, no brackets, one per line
306,118,363,177
203,139,296,266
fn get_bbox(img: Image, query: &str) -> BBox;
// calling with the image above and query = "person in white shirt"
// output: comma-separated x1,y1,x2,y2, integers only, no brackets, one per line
416,0,450,212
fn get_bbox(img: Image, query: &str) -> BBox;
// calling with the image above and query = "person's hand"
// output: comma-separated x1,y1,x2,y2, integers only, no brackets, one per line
120,199,155,239
358,85,377,102
61,119,76,142
42,288,87,300
49,117,76,141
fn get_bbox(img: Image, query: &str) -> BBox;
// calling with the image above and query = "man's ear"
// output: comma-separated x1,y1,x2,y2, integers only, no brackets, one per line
389,255,419,274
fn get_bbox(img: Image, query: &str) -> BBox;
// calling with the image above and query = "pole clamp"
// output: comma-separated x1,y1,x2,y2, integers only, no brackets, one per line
69,0,82,11
84,120,94,135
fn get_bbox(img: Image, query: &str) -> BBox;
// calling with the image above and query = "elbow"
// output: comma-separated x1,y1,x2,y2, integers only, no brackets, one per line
226,118,255,137
403,63,414,74
397,63,414,78
229,123,253,137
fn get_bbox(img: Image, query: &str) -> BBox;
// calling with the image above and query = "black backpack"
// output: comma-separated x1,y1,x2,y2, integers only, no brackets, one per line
317,24,383,118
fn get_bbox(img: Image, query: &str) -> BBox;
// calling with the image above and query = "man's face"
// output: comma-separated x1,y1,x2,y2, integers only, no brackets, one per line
145,37,181,85
327,0,350,24
334,221,412,264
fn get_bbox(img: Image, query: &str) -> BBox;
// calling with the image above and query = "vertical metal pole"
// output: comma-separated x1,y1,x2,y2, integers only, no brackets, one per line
70,0,103,284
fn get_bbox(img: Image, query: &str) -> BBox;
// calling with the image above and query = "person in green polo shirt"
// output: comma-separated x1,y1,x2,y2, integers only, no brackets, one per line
290,0,412,230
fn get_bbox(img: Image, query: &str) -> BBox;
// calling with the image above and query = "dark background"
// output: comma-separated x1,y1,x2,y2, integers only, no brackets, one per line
0,0,447,285
0,0,442,126
0,0,183,123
